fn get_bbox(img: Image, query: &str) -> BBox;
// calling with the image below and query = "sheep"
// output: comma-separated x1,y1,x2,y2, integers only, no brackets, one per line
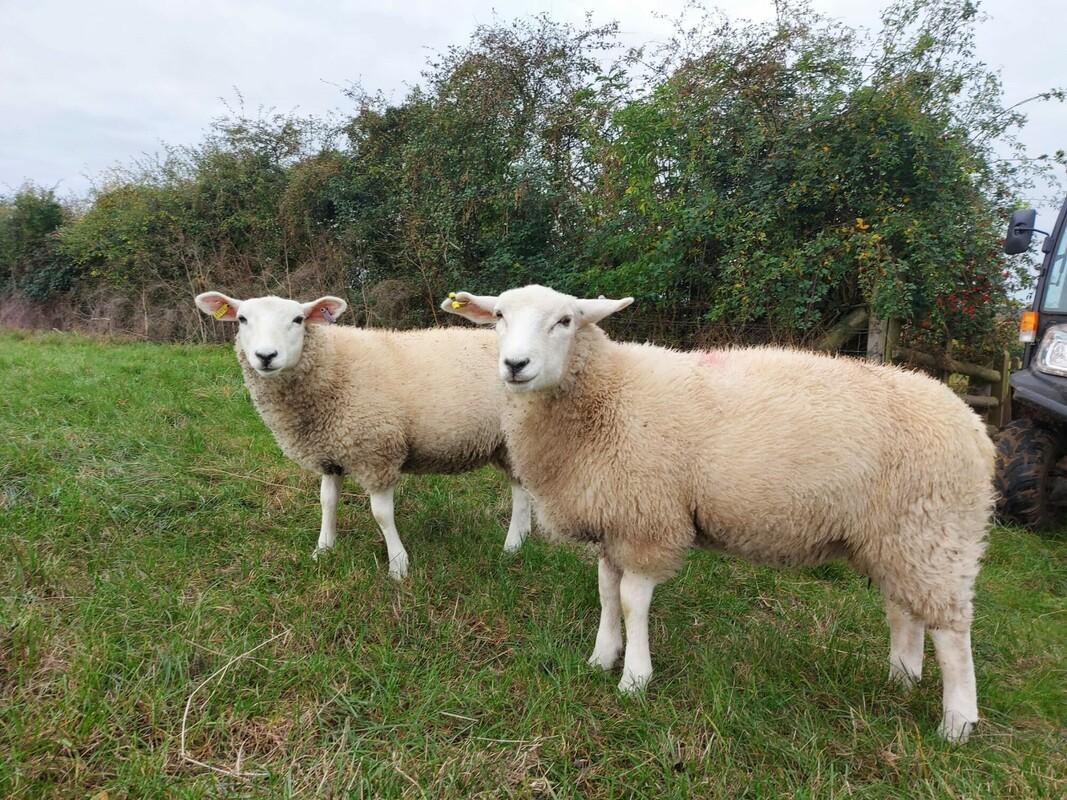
195,291,531,579
443,284,994,743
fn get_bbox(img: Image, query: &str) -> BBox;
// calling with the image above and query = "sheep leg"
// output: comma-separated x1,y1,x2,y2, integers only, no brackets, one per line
931,627,978,743
369,487,409,581
588,557,623,670
503,483,532,553
618,571,658,693
312,473,343,560
885,598,924,687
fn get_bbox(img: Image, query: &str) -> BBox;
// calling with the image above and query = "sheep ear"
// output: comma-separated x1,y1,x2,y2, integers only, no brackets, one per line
196,291,242,321
576,296,633,325
441,291,498,325
303,296,347,324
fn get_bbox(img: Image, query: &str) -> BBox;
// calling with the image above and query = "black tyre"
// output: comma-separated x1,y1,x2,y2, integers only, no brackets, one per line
994,418,1060,529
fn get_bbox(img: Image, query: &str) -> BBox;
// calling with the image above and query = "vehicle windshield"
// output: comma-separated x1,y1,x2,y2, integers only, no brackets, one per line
1041,224,1067,312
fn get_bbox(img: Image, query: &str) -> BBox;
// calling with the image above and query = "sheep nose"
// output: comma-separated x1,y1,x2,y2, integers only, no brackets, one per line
504,357,530,376
255,350,278,367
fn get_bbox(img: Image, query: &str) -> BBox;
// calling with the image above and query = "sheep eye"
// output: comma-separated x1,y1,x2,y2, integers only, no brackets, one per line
293,315,304,324
557,316,572,327
237,315,247,324
494,310,504,319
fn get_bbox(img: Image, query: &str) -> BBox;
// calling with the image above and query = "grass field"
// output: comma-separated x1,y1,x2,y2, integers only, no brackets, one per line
0,330,1064,798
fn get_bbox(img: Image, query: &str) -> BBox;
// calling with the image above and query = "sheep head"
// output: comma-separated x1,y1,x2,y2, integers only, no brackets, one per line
195,292,347,376
442,284,632,392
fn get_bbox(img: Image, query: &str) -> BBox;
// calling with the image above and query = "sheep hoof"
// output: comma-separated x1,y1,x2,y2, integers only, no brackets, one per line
311,546,333,561
587,646,621,671
388,552,409,581
503,536,525,555
617,670,651,695
938,712,976,744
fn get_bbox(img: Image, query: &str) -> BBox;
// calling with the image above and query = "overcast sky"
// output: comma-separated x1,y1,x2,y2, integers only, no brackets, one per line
2,0,1064,230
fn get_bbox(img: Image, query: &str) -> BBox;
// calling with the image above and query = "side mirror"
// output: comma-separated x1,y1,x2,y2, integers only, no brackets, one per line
1004,208,1037,255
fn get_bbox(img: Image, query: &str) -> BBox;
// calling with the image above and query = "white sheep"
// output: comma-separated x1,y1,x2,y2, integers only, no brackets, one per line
444,284,994,743
195,291,531,579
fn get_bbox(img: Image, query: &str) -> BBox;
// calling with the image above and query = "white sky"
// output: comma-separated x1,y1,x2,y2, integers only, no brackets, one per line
2,0,1064,232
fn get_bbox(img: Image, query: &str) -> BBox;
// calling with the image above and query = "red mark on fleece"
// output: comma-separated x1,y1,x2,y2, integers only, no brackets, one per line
697,350,728,367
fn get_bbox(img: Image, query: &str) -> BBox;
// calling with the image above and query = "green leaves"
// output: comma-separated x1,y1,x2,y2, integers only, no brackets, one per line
567,0,1040,349
0,186,72,300
0,1,1050,354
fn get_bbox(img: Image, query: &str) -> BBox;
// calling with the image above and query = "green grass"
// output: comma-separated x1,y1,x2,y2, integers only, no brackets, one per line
0,330,1063,799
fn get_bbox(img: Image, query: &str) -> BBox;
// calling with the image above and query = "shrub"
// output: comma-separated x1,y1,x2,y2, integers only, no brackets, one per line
5,0,1058,354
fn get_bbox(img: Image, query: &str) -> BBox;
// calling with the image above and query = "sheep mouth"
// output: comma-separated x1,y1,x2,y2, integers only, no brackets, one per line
505,374,537,389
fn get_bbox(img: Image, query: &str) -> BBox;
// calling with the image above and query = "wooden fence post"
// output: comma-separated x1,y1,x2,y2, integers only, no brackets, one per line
991,349,1011,428
866,310,900,365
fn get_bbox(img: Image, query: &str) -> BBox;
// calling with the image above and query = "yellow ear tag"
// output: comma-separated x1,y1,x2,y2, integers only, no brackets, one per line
213,303,230,320
448,292,457,298
448,292,467,310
